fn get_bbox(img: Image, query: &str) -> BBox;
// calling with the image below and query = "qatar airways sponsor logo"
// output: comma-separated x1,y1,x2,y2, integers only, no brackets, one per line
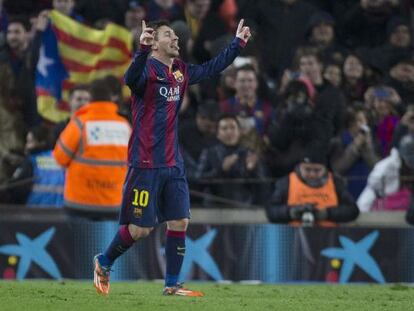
159,86,180,102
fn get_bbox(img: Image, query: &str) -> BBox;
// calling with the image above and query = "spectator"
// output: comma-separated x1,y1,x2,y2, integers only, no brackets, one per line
0,62,25,184
385,55,414,105
323,61,342,87
145,0,183,22
364,85,401,157
305,11,346,64
219,64,273,137
183,0,230,63
242,0,319,79
292,47,346,137
0,125,65,207
366,16,412,74
357,133,414,212
342,53,369,104
179,101,219,179
124,0,146,50
330,105,380,199
0,17,40,128
339,0,403,48
53,78,131,220
53,84,91,142
266,149,359,226
196,114,268,207
391,104,414,147
269,80,330,176
53,0,84,22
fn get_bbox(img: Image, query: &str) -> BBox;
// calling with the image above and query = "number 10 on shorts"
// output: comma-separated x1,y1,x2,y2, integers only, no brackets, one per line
132,189,149,207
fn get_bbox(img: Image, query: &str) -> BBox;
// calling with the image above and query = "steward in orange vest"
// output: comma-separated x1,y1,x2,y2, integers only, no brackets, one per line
266,154,359,227
53,78,131,217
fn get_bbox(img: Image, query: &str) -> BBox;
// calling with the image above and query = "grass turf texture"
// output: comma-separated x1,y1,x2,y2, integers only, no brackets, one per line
1,281,413,311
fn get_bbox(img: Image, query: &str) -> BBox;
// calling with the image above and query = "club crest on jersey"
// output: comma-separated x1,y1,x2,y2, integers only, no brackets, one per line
172,70,184,83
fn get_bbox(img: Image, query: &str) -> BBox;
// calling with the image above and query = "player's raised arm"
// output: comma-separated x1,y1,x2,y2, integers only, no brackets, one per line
187,19,251,85
124,21,155,92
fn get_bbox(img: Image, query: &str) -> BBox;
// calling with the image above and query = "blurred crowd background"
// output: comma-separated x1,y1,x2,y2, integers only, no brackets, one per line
1,0,414,223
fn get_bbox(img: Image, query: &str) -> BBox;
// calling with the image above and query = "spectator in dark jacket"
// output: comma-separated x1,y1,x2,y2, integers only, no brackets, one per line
242,0,319,79
266,149,359,226
339,0,403,48
196,114,268,207
179,101,219,180
304,11,346,64
0,17,40,128
330,105,380,199
0,124,65,207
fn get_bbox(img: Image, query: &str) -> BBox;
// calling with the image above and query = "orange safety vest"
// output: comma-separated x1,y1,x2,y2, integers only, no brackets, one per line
53,101,131,211
288,171,338,227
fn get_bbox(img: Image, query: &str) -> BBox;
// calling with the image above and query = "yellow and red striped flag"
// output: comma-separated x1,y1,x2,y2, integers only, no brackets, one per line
36,10,132,123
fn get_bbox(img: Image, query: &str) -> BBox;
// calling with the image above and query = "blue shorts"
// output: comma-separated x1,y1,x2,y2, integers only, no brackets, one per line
119,165,191,227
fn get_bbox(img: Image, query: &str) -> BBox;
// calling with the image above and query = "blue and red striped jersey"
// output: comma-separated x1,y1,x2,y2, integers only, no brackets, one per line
124,37,245,168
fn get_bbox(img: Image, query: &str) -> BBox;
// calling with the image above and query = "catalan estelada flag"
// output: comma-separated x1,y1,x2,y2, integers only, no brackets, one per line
35,10,132,123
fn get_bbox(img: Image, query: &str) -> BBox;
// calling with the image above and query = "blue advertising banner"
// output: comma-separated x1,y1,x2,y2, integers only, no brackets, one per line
1,220,413,283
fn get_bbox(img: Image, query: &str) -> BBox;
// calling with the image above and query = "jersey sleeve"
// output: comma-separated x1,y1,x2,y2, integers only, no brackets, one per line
124,44,151,94
187,37,246,85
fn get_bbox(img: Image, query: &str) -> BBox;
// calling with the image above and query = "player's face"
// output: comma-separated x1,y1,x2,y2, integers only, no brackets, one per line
235,70,258,97
69,90,91,114
217,118,240,146
7,23,27,51
299,163,327,183
153,26,179,58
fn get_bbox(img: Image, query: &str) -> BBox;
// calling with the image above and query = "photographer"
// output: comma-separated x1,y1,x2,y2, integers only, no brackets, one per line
330,105,380,199
266,149,359,227
268,79,330,177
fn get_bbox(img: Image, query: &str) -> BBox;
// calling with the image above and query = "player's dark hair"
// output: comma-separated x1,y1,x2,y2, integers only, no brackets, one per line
90,78,112,101
147,20,171,40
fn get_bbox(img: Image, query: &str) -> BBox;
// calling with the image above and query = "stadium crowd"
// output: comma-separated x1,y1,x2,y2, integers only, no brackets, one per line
1,0,414,225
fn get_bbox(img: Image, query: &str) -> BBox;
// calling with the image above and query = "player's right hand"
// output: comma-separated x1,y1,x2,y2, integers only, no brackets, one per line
140,20,154,46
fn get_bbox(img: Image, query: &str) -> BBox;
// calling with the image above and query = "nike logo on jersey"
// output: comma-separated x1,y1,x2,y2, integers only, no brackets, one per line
156,76,166,81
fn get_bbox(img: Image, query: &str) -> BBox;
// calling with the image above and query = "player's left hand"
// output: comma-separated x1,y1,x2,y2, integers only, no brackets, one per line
236,19,251,43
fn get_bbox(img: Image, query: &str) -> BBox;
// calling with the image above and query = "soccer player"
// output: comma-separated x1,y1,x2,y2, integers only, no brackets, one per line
93,19,251,296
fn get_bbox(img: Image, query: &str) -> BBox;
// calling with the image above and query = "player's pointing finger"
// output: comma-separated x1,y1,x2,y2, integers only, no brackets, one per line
142,20,146,30
237,19,244,34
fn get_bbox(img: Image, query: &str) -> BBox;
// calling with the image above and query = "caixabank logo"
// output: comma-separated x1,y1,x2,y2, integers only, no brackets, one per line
0,227,62,280
321,231,385,283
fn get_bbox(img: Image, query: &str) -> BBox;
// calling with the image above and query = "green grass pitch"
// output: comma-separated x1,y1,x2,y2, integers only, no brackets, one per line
1,280,413,311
